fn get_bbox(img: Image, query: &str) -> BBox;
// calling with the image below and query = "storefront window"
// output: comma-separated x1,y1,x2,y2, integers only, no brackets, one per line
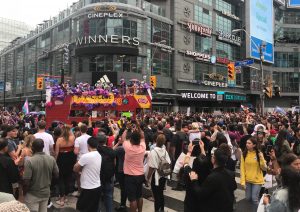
86,55,143,73
194,62,213,81
216,15,233,32
195,35,212,54
215,0,234,13
216,41,240,61
152,19,172,46
275,52,299,68
273,72,299,93
275,27,300,43
198,0,212,6
152,49,171,77
195,5,212,27
76,17,143,40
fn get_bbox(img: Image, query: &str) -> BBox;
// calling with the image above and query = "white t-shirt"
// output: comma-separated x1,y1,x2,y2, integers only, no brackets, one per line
74,134,91,160
79,151,102,189
148,147,171,185
34,132,54,155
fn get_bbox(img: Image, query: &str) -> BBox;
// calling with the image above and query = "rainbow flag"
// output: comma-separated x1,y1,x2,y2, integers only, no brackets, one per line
22,98,29,115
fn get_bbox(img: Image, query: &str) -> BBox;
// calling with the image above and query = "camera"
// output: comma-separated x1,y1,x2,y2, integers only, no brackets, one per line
266,145,273,154
192,138,200,146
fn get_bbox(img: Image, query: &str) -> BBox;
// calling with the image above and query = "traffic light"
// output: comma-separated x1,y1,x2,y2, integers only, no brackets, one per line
264,80,273,98
36,77,44,90
63,45,69,65
227,63,235,81
150,75,157,89
274,85,281,97
264,86,272,98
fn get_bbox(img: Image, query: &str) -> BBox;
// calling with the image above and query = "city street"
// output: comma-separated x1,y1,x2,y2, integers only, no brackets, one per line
49,169,267,212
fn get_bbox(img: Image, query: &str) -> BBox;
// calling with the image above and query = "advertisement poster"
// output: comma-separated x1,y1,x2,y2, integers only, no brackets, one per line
288,0,300,7
250,0,274,63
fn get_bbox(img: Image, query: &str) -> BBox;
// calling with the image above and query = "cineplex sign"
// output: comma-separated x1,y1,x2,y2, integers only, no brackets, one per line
88,5,126,19
75,35,140,46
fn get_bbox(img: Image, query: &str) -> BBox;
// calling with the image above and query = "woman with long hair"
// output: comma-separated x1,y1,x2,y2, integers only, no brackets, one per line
147,134,171,212
240,137,267,209
55,126,76,206
263,164,300,212
19,134,35,165
274,130,292,159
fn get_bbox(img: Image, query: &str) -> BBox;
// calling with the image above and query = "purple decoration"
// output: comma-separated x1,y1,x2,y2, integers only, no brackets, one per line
144,83,151,90
112,88,119,95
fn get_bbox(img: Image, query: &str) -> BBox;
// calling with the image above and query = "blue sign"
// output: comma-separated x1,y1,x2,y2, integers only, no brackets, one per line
0,81,3,91
288,0,300,7
217,91,225,95
249,0,274,63
45,78,58,83
235,59,254,67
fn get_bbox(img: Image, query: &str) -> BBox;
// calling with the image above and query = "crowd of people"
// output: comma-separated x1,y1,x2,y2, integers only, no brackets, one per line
0,110,300,212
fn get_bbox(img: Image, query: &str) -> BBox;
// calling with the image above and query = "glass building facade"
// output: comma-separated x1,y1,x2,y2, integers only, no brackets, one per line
0,0,297,110
273,6,300,97
0,0,173,104
0,18,32,50
192,0,242,87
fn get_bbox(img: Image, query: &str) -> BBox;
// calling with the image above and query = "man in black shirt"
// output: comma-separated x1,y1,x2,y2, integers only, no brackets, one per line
0,138,19,195
97,134,116,212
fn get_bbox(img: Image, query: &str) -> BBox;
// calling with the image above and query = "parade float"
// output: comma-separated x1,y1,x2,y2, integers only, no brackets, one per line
45,75,152,127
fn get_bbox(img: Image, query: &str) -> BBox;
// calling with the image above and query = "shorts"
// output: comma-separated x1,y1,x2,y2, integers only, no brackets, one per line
125,174,145,202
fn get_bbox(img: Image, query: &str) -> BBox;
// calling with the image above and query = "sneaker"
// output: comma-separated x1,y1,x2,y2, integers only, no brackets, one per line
72,191,80,197
47,202,53,208
115,205,126,211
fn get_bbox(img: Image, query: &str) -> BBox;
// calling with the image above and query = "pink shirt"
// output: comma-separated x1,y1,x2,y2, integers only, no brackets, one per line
123,140,146,176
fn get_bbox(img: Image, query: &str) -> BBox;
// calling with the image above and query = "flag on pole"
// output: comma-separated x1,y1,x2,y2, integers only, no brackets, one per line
147,88,152,100
241,105,249,113
22,98,29,115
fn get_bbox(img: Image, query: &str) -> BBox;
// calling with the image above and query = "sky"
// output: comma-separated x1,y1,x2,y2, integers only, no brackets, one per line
0,0,78,28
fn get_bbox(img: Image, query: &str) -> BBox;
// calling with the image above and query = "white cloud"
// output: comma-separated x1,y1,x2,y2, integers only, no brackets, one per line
0,0,77,27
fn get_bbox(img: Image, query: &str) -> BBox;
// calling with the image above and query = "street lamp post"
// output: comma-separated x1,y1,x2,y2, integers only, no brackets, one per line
232,29,266,114
3,71,6,110
150,40,166,76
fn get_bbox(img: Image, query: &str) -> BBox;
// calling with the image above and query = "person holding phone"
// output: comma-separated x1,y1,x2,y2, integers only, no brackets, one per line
263,155,300,212
183,140,211,212
240,137,267,209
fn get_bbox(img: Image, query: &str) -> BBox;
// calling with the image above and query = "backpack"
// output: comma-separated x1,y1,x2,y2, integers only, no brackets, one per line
154,150,172,177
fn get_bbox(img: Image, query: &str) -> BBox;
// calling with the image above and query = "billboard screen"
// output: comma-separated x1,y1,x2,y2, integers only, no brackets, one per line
288,0,300,7
250,0,274,63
